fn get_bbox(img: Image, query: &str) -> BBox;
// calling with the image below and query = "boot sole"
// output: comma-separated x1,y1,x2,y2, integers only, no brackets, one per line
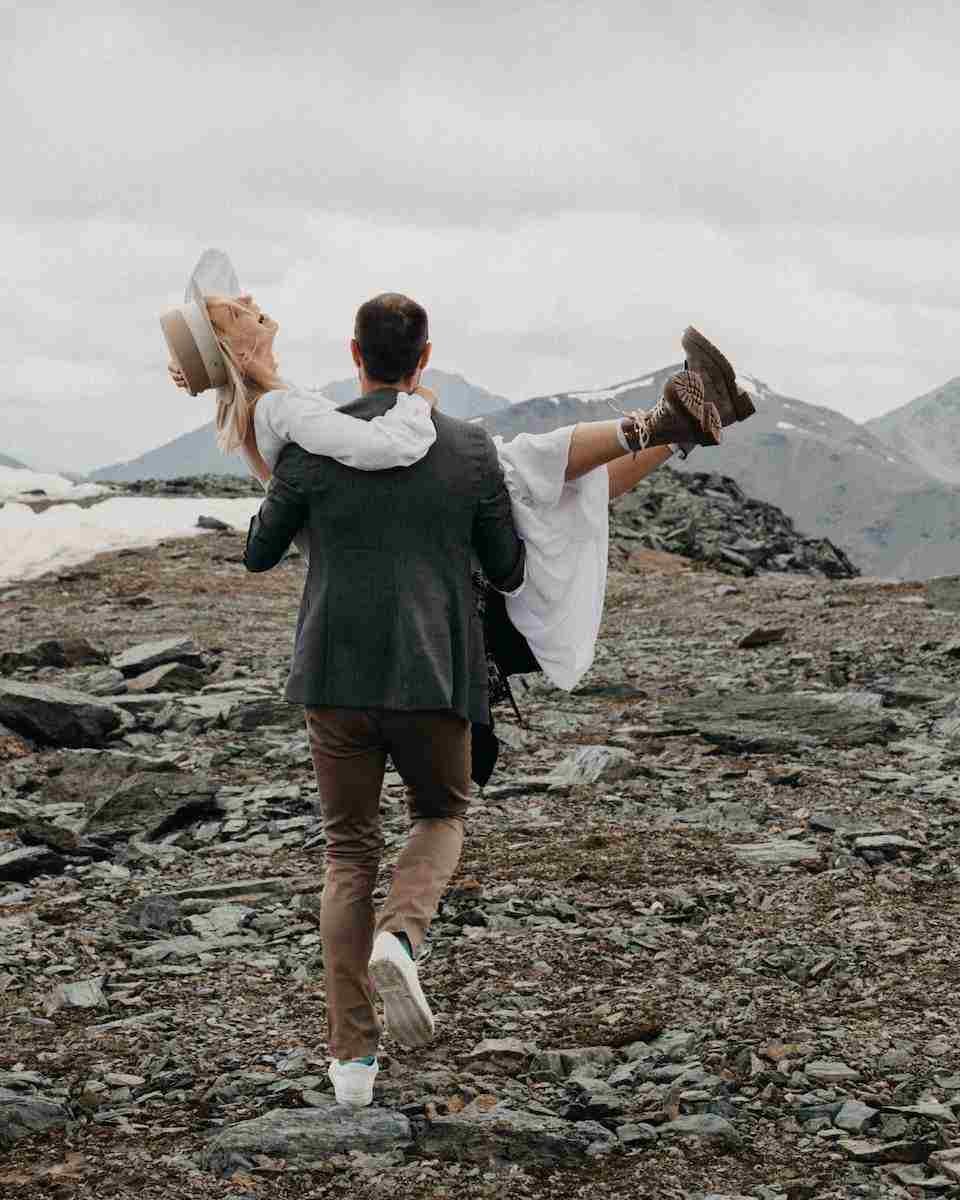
682,327,755,422
665,372,722,447
369,955,435,1048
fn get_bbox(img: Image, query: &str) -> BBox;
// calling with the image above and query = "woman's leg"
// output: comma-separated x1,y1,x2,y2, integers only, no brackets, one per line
564,372,719,483
607,446,673,500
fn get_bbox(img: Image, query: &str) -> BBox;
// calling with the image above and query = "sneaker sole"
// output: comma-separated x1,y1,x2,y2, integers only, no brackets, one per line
369,956,435,1048
682,327,755,422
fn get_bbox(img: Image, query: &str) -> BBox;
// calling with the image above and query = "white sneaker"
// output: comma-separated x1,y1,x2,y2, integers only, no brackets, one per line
328,1057,378,1108
369,931,435,1047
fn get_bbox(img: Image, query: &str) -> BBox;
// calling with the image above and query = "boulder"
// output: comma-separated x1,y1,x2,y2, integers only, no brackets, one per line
419,1100,616,1166
200,1101,411,1175
85,770,222,840
0,680,127,748
0,846,69,881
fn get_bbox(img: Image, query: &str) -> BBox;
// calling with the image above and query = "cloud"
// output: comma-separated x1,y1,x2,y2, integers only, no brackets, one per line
3,1,960,468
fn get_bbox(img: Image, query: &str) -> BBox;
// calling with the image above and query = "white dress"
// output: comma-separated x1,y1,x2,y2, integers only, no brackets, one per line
254,387,610,692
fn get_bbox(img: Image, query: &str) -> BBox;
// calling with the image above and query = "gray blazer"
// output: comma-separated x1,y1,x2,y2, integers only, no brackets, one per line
244,388,525,724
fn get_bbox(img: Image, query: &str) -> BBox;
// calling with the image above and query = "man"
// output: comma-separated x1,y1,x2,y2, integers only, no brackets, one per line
244,293,525,1109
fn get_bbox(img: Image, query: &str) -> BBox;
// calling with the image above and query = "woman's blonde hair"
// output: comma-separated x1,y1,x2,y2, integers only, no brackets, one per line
204,295,280,454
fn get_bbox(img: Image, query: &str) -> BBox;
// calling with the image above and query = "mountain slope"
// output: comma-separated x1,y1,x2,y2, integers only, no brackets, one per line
0,453,30,470
864,377,960,485
91,369,510,482
481,367,960,580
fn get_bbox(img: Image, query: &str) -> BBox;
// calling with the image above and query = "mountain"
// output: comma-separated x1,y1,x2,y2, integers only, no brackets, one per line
864,377,960,485
480,366,960,580
91,369,510,482
0,453,29,470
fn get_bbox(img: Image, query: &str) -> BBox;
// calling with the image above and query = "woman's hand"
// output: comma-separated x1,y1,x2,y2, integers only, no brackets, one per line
168,362,189,391
413,383,438,408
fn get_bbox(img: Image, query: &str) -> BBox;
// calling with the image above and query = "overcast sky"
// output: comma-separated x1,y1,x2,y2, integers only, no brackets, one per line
4,1,960,472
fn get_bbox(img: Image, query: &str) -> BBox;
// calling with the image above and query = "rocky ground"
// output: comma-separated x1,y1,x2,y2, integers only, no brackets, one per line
1,513,959,1199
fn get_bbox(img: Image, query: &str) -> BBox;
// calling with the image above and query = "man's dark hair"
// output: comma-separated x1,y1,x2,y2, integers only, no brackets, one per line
354,293,429,384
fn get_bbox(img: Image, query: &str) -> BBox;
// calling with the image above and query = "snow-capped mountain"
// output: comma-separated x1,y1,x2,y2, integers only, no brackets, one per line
480,367,960,580
91,369,510,483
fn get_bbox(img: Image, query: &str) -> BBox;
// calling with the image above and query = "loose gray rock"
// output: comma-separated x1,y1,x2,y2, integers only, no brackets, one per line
0,680,127,748
466,1037,536,1063
126,663,208,694
549,745,636,786
805,1059,860,1084
124,895,180,933
728,840,820,867
0,637,107,673
420,1101,616,1167
185,904,254,939
659,1113,741,1149
839,1137,932,1164
662,691,896,753
0,846,69,881
44,976,107,1015
0,1088,71,1150
111,637,205,678
200,1100,411,1175
834,1098,877,1132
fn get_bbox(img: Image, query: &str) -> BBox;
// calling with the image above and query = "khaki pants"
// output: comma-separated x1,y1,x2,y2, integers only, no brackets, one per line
305,707,471,1060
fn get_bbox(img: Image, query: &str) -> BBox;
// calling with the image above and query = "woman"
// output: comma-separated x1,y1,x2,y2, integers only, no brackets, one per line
163,253,749,696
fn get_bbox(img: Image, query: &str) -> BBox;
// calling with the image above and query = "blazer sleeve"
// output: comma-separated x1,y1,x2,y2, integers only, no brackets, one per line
243,461,310,574
472,433,526,593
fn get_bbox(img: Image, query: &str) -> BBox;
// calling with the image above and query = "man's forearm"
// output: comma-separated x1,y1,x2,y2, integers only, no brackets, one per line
243,474,309,573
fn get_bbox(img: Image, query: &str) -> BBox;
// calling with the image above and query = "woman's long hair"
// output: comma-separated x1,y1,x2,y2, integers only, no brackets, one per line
204,296,281,454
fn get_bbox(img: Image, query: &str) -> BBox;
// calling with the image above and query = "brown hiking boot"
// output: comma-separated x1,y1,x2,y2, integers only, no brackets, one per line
681,326,755,426
624,370,721,452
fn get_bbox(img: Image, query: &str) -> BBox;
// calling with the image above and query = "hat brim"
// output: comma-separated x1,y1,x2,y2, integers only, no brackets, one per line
159,249,241,397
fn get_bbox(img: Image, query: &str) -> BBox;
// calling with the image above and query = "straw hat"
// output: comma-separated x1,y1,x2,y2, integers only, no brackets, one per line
159,249,240,396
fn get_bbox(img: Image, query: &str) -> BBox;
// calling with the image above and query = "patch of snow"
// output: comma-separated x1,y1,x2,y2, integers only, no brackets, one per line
0,466,110,503
776,421,798,431
0,496,263,587
568,377,654,403
887,456,896,463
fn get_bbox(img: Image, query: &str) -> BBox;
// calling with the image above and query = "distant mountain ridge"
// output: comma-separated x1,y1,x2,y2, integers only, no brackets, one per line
865,377,960,486
91,369,510,483
0,453,30,470
479,366,960,580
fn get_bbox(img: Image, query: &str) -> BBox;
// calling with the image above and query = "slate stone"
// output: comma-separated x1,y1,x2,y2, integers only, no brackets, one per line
0,637,107,673
185,904,253,939
85,770,222,840
111,637,205,678
662,691,897,753
126,663,208,694
833,1098,877,1132
45,976,107,1015
853,833,923,856
616,1122,658,1145
162,877,291,903
728,841,820,867
737,626,788,649
124,895,180,933
659,1113,741,1149
0,680,127,748
839,1137,932,1164
0,846,69,881
419,1101,615,1167
200,1101,411,1175
0,1088,71,1150
804,1059,860,1084
549,745,636,786
223,697,303,731
466,1037,536,1063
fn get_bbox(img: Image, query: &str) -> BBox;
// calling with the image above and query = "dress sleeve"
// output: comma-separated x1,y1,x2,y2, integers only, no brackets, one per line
262,389,437,470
